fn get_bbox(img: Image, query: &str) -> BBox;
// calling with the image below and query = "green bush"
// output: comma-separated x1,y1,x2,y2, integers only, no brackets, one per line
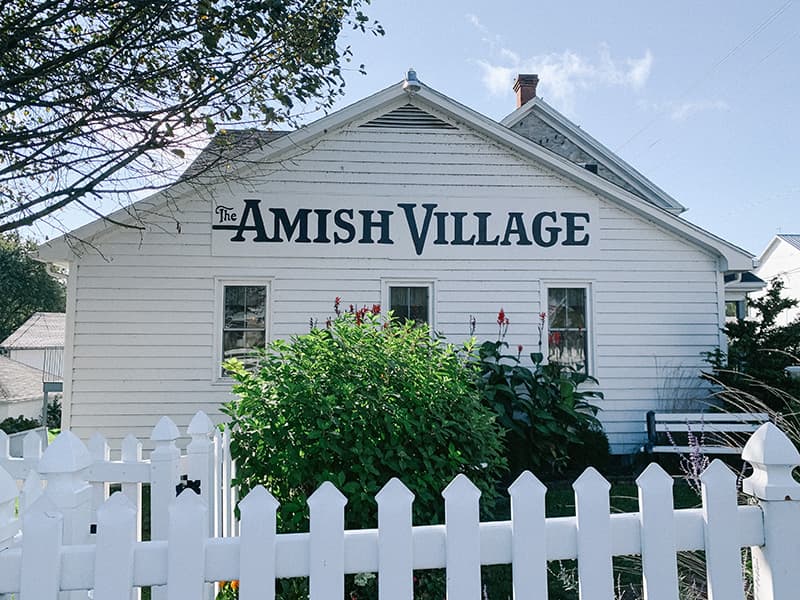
222,308,506,534
705,279,800,412
0,414,40,434
476,339,605,478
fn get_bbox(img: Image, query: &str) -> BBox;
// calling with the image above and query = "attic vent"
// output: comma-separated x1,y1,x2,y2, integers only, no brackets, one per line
360,104,457,129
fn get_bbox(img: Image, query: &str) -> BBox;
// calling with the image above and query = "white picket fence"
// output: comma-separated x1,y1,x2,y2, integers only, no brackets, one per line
0,411,238,555
2,421,800,599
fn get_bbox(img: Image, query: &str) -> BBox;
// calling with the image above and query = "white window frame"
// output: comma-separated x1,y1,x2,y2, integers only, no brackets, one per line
213,278,272,383
381,279,436,329
540,281,595,376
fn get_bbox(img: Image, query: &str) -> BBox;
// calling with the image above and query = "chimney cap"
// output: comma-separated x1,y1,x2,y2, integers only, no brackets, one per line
513,74,539,108
513,74,540,91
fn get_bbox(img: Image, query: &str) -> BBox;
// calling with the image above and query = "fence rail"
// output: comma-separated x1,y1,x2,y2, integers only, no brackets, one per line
1,421,799,599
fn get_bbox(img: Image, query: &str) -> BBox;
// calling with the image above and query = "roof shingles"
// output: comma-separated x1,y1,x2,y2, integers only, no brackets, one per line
0,356,43,401
778,234,800,252
1,312,65,349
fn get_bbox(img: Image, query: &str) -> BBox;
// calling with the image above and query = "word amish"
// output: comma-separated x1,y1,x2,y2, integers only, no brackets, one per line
213,200,590,256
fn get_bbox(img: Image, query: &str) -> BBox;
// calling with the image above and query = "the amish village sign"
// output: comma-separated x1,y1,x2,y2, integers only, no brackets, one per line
211,197,598,258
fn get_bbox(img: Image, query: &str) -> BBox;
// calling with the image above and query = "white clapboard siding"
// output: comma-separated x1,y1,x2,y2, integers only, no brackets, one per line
5,423,800,600
65,123,723,452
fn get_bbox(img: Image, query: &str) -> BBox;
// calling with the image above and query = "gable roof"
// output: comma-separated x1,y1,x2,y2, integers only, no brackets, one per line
501,97,686,214
777,234,800,252
758,233,800,267
38,77,754,271
1,312,65,349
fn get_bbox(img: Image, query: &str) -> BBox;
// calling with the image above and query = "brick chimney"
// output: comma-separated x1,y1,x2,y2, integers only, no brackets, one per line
513,74,539,107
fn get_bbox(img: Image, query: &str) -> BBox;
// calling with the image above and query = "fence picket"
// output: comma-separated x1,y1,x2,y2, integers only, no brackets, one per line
442,474,481,600
0,431,8,459
120,434,143,543
308,481,347,600
94,493,137,600
509,470,547,600
239,486,279,600
150,417,181,600
167,491,209,600
0,466,18,547
22,430,42,461
701,460,744,600
573,467,614,600
636,463,679,600
187,411,217,538
376,477,414,600
88,432,111,527
20,495,63,600
20,470,43,516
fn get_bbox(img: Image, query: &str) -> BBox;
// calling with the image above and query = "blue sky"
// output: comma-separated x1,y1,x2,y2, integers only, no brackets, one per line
328,0,800,256
33,1,798,258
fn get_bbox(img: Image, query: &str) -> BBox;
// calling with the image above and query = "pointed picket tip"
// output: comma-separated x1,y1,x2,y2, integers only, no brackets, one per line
22,470,43,509
442,473,481,500
376,477,415,504
0,465,17,504
121,434,142,456
572,466,611,493
22,430,42,457
98,491,137,520
742,422,800,467
307,481,348,507
172,486,207,511
88,432,109,454
26,491,58,516
38,430,91,474
699,458,735,484
0,429,9,453
635,463,674,488
239,485,280,513
508,470,547,497
187,411,215,436
150,416,180,442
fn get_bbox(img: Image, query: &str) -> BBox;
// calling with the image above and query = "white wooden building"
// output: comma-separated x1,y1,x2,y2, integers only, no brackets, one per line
755,234,800,325
38,73,755,453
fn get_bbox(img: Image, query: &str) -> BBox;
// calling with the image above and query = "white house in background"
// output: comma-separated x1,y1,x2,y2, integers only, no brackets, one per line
0,312,65,423
0,355,45,421
755,234,800,325
0,312,65,375
38,73,756,453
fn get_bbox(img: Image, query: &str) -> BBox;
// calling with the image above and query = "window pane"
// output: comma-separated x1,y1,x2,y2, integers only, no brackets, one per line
223,330,247,359
389,286,429,324
224,287,246,328
548,330,587,369
548,288,567,328
566,288,586,328
244,286,266,328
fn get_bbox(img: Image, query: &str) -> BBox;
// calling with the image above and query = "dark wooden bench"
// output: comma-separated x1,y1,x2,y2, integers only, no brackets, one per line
646,411,771,455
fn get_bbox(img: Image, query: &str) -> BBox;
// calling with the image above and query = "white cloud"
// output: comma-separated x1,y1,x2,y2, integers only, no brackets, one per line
638,98,730,121
668,99,730,121
472,37,653,115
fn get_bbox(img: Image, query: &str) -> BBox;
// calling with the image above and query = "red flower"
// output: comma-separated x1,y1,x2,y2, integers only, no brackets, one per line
371,304,381,315
497,308,506,326
539,312,547,320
